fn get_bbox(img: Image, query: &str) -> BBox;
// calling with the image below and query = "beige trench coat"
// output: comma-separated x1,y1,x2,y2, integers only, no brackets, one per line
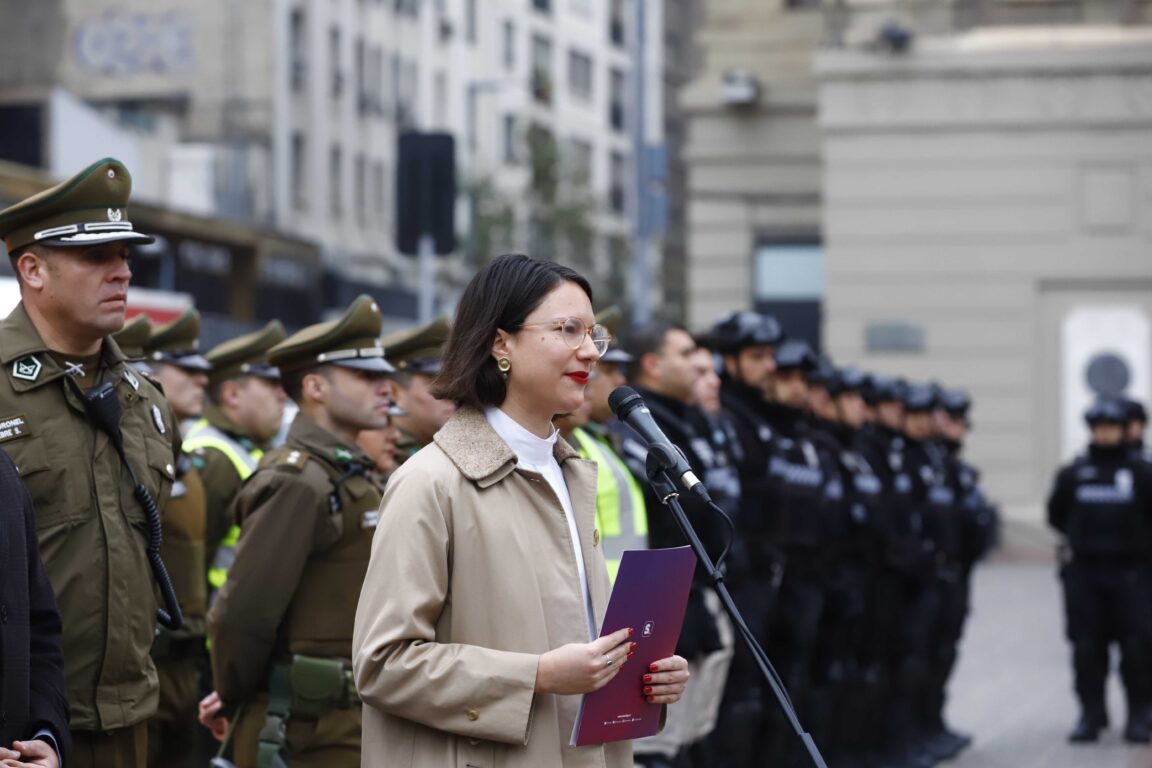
353,407,634,768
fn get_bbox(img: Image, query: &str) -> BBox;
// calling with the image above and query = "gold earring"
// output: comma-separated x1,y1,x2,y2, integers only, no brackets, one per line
497,357,511,373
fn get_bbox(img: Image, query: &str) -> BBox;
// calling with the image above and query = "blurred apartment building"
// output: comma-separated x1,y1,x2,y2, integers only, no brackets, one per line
0,0,687,334
683,0,1152,532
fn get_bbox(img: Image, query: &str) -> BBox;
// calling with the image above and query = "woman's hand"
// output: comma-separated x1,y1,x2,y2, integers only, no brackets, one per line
641,655,690,705
0,739,59,768
536,627,636,695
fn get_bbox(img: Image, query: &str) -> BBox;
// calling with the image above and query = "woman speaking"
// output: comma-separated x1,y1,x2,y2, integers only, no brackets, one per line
353,254,688,767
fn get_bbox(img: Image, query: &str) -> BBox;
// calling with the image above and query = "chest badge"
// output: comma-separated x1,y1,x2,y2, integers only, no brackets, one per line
151,404,166,435
12,355,41,382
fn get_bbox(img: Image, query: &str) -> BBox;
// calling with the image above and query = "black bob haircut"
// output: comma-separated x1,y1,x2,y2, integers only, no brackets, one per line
431,254,593,410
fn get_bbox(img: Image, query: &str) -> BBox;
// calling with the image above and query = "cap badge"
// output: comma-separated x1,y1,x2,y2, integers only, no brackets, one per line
12,355,41,382
107,168,116,179
107,208,122,222
151,404,166,434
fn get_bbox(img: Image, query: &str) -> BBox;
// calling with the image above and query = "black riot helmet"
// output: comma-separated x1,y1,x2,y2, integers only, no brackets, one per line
708,310,784,355
775,339,818,373
1084,397,1128,426
828,366,869,398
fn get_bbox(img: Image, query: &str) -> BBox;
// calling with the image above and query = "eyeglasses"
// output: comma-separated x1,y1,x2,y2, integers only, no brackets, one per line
518,317,613,357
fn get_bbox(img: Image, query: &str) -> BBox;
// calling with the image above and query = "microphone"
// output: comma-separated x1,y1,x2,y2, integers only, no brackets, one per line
609,386,712,502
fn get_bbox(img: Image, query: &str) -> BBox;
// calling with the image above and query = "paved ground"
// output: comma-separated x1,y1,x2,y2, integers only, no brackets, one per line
945,556,1152,768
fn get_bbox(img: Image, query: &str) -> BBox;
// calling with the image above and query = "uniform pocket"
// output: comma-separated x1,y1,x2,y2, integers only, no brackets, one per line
135,435,176,527
10,435,86,529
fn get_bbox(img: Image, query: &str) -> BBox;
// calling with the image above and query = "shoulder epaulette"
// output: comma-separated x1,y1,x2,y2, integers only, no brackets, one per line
264,447,311,474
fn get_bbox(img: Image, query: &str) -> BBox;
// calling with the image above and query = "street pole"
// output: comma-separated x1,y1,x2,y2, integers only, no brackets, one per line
629,0,651,326
418,233,435,323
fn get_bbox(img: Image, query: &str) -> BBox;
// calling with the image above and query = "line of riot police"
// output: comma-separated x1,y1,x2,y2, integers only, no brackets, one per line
607,311,1001,768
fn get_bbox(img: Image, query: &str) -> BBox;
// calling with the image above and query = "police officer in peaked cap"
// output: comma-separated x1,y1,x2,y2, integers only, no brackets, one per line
142,309,212,768
207,295,393,767
0,157,179,768
376,316,455,466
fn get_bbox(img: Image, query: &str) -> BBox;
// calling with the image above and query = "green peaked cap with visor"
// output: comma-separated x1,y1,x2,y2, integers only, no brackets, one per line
379,316,450,375
145,309,212,372
205,320,286,385
111,314,154,361
0,157,154,254
269,295,394,374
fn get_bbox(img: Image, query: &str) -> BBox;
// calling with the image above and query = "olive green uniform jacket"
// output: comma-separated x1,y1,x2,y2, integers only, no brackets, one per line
209,413,381,710
0,302,177,731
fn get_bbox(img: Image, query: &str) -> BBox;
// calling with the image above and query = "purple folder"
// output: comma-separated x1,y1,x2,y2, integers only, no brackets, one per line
571,546,697,746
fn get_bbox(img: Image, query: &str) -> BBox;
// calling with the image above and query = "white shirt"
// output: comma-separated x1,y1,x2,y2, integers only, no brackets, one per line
485,406,597,640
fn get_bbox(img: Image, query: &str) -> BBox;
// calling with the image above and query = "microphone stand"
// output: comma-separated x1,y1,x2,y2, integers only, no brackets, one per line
644,443,828,768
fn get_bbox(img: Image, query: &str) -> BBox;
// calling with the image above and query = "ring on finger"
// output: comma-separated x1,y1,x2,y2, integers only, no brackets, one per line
605,654,614,668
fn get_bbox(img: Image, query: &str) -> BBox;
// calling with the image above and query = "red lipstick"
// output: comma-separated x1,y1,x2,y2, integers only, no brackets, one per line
566,371,589,384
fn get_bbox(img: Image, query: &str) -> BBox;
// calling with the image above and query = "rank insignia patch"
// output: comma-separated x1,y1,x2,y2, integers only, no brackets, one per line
12,356,41,382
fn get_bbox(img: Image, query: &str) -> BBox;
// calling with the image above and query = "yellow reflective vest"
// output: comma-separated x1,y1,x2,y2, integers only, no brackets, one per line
572,426,648,583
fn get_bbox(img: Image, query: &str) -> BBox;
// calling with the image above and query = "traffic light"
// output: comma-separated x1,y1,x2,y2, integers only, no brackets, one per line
395,131,457,256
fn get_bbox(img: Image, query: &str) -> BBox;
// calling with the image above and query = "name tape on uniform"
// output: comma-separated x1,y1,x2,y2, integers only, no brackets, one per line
0,414,31,443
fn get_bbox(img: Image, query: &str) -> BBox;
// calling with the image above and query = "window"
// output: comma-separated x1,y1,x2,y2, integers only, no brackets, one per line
433,70,447,128
291,132,307,211
567,138,593,187
531,34,552,105
609,151,626,213
330,27,343,98
390,54,402,118
401,60,419,126
355,154,367,226
330,144,343,218
754,242,824,301
290,9,307,91
503,114,518,164
609,0,625,47
609,68,626,131
374,161,387,226
502,20,515,71
355,38,367,112
371,46,385,115
533,0,551,13
754,240,825,348
568,50,592,100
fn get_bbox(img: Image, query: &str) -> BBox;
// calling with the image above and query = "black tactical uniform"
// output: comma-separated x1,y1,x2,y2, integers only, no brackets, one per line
1048,398,1152,744
758,341,837,766
707,311,787,768
816,368,886,763
611,386,735,767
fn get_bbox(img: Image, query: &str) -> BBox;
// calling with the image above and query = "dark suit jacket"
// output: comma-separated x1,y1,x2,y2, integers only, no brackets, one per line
0,448,69,762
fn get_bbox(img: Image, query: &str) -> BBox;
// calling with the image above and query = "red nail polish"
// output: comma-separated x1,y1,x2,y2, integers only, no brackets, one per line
649,663,659,672
630,642,637,651
628,628,634,636
647,695,656,703
644,686,653,694
627,652,634,660
643,674,652,683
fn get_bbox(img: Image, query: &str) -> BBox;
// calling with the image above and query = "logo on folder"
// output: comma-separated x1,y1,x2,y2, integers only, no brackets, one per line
642,621,655,638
